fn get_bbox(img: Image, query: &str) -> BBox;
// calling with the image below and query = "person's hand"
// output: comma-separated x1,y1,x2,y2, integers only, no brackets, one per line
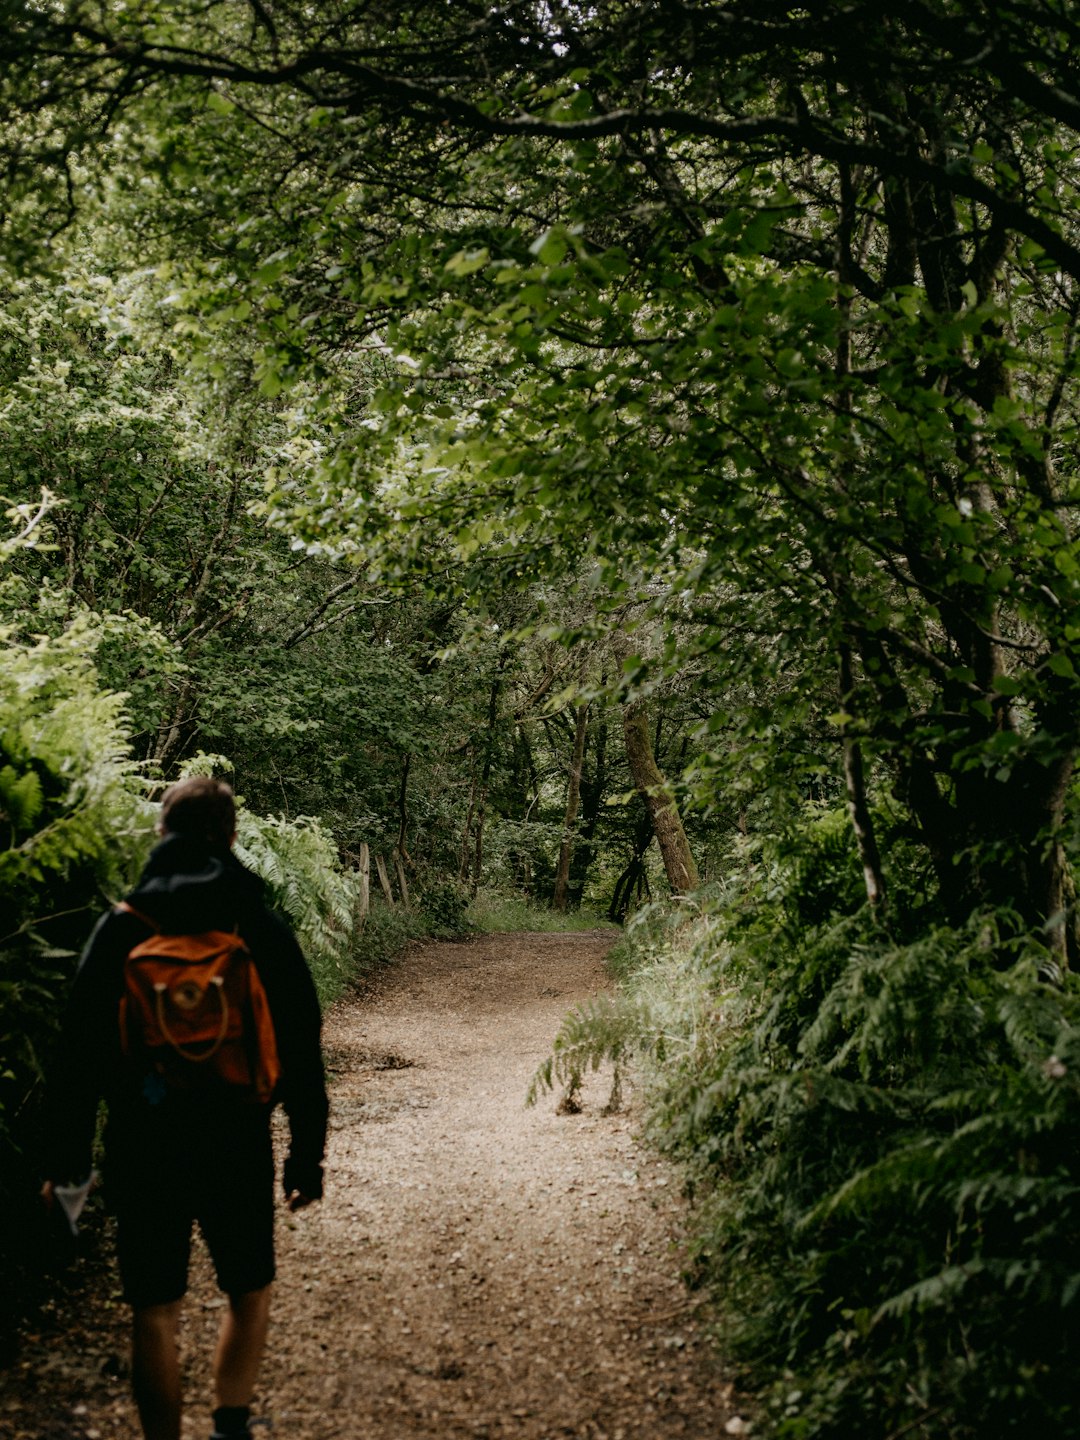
40,1179,55,1211
282,1157,322,1210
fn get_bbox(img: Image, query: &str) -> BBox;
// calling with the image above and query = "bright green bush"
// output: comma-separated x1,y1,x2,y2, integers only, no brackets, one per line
535,842,1080,1440
0,614,154,1140
234,810,358,1004
0,596,156,1353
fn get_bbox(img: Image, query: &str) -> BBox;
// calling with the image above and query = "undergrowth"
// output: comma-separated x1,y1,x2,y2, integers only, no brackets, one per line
468,887,616,934
235,811,357,1005
0,609,154,1356
349,899,444,979
532,832,1080,1440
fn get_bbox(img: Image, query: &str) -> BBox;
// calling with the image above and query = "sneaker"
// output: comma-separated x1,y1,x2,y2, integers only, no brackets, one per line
211,1420,271,1439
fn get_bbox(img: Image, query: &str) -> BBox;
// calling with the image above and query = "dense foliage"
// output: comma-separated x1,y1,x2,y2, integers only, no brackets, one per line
0,261,656,903
0,607,150,1151
535,837,1079,1439
0,509,366,1348
1,0,1079,1428
4,0,1078,940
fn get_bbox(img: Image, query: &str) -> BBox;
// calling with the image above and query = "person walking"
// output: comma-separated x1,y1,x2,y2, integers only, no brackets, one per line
41,776,329,1440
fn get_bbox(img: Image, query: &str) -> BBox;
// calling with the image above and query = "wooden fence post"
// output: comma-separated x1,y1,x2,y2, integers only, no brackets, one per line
375,854,395,907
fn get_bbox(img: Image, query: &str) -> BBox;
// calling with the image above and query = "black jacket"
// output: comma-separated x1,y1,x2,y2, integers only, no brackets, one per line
42,833,329,1199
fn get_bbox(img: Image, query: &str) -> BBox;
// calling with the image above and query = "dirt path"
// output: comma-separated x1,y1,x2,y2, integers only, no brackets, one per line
1,931,740,1440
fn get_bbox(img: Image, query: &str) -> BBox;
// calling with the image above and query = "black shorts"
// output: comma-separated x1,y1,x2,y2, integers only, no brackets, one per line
107,1098,275,1309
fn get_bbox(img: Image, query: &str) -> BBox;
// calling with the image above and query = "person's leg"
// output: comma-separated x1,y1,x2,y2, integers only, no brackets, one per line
109,1113,197,1440
199,1109,276,1436
213,1283,272,1407
131,1299,184,1440
113,1141,191,1440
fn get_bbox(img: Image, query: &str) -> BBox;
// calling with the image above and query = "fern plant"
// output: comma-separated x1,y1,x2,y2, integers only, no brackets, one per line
527,992,646,1112
0,614,153,1112
534,849,1080,1440
235,809,358,1002
0,589,158,1351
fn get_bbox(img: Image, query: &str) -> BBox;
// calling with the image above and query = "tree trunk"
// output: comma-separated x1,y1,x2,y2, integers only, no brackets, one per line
960,750,1076,966
357,843,370,926
568,711,609,908
459,760,478,884
470,663,503,898
396,753,412,864
621,699,698,895
552,703,589,911
150,677,198,770
608,804,654,922
891,713,1077,968
394,852,411,907
838,642,887,916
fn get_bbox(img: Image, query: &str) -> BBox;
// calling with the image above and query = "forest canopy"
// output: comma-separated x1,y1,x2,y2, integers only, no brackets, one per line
3,0,1079,939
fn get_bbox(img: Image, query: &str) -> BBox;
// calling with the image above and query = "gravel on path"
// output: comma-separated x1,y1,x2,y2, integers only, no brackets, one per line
0,930,740,1440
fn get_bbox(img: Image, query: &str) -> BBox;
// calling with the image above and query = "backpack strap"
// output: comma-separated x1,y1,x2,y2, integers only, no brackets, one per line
115,902,241,939
115,900,159,932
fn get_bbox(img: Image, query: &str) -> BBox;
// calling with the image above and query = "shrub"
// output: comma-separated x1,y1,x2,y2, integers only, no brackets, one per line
417,875,472,936
234,810,358,1005
680,912,1079,1440
533,838,1080,1440
0,610,154,1354
468,886,616,934
350,898,440,977
771,804,944,936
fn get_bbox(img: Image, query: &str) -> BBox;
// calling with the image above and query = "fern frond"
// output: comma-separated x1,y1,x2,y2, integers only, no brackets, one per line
527,993,649,1109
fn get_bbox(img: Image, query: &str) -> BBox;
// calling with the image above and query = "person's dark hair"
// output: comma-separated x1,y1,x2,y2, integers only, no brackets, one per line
159,776,237,847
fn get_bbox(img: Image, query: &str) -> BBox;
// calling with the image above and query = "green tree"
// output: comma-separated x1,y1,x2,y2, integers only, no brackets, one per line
5,0,1080,948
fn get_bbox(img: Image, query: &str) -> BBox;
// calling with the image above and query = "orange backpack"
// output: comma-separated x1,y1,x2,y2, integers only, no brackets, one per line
117,902,282,1103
